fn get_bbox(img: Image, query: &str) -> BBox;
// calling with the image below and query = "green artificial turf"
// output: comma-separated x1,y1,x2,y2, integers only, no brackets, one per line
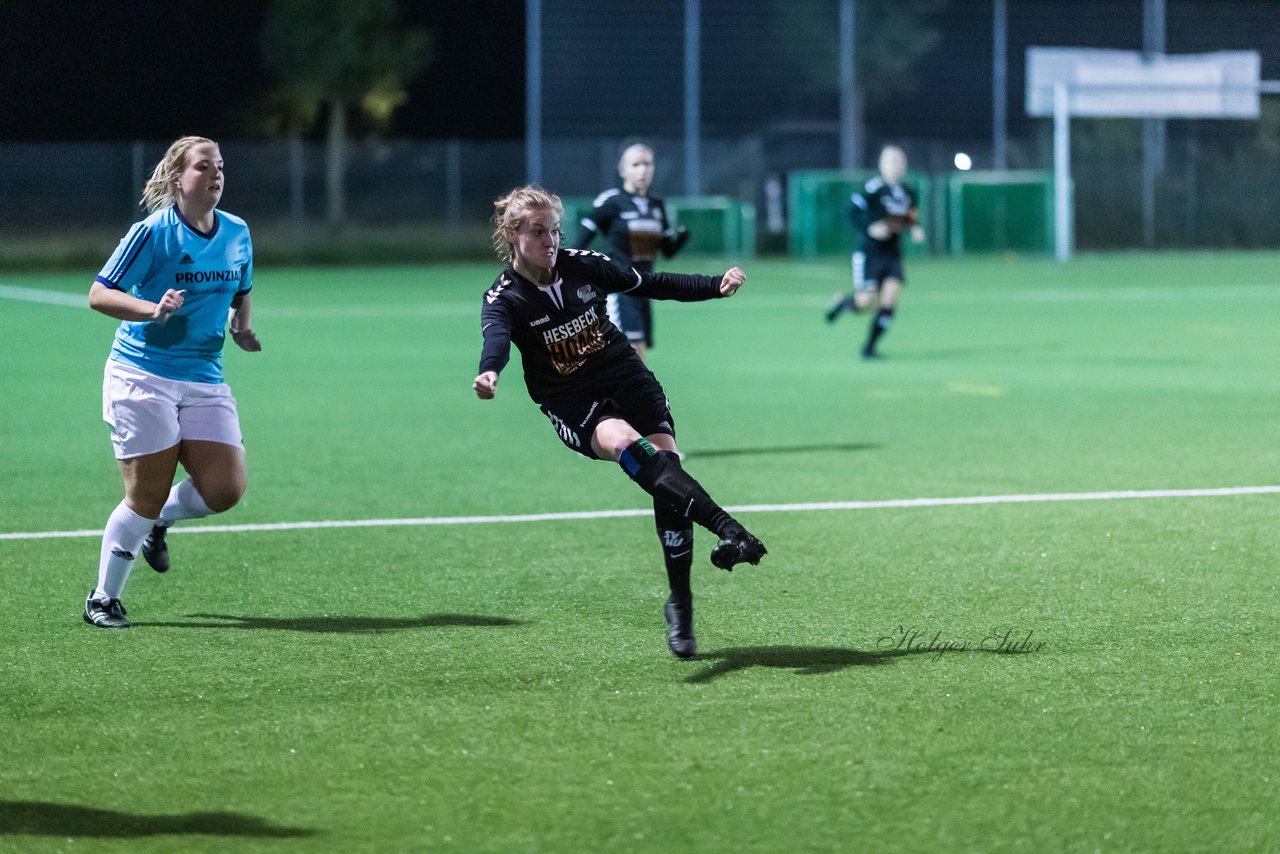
1,252,1278,852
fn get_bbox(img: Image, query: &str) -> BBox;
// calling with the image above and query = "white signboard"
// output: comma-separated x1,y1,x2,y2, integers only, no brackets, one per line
1027,48,1260,119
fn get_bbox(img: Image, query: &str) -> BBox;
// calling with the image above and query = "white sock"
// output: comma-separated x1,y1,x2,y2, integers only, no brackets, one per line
158,478,212,527
93,502,157,602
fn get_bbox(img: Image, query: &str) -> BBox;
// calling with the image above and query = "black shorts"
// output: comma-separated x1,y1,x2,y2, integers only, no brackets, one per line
537,366,675,460
852,251,905,293
606,292,654,348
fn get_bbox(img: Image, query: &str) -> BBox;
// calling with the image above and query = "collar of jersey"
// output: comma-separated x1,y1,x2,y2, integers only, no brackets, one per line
174,206,220,240
508,265,562,291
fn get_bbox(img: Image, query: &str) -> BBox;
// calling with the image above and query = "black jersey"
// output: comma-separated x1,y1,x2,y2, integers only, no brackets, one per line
478,249,721,401
574,188,683,273
850,176,919,257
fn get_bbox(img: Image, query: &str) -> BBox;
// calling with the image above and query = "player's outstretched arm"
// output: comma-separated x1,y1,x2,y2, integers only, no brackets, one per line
473,370,499,400
719,266,746,297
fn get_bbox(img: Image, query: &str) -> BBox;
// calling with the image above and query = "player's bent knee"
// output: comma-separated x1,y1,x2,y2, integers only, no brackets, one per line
189,473,246,514
202,486,243,514
593,419,641,460
592,437,630,462
646,433,678,454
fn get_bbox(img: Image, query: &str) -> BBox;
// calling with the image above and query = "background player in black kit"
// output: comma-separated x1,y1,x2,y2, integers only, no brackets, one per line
473,185,766,660
825,145,925,359
573,142,689,361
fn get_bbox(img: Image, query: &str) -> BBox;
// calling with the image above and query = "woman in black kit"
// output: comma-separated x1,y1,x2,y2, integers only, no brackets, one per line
574,141,688,361
473,185,767,660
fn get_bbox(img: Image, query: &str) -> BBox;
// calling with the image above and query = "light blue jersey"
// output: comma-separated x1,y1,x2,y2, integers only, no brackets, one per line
96,206,253,383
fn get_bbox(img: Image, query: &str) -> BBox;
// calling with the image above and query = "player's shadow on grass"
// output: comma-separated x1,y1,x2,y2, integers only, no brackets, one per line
685,442,879,460
0,800,313,839
137,613,523,633
684,644,1036,683
684,646,894,683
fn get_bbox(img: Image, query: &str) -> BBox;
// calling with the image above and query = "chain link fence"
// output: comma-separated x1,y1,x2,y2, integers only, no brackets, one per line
4,120,1276,260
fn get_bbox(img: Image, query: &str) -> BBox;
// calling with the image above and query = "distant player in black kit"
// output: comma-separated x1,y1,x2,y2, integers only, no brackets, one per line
825,145,925,359
574,142,689,361
473,185,766,660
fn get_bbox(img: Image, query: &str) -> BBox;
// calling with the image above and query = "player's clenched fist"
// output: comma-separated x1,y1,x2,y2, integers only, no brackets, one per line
473,371,499,399
719,267,746,297
231,327,262,352
153,288,185,321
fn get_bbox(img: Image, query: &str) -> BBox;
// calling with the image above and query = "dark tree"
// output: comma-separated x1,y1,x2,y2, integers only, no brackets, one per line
260,0,432,224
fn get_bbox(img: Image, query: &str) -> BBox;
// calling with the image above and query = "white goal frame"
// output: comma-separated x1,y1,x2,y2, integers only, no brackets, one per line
1025,48,1267,260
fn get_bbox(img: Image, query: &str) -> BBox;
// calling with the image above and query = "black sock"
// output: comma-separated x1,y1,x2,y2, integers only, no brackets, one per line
865,306,895,352
654,498,693,600
618,439,735,537
827,295,855,319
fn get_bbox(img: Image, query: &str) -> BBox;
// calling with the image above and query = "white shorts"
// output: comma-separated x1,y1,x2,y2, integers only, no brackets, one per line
102,362,244,459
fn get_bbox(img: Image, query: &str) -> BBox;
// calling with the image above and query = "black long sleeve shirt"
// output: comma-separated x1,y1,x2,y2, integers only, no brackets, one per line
572,188,685,273
478,249,721,401
850,176,919,256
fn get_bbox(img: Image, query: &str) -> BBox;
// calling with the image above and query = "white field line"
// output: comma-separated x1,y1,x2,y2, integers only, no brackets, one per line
0,284,87,308
3,485,1277,542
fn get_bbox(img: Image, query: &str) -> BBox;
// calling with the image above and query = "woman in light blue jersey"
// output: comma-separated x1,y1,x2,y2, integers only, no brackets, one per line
83,135,261,628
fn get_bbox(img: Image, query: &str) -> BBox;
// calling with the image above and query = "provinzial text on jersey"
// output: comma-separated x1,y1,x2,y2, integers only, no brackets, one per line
174,269,245,285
